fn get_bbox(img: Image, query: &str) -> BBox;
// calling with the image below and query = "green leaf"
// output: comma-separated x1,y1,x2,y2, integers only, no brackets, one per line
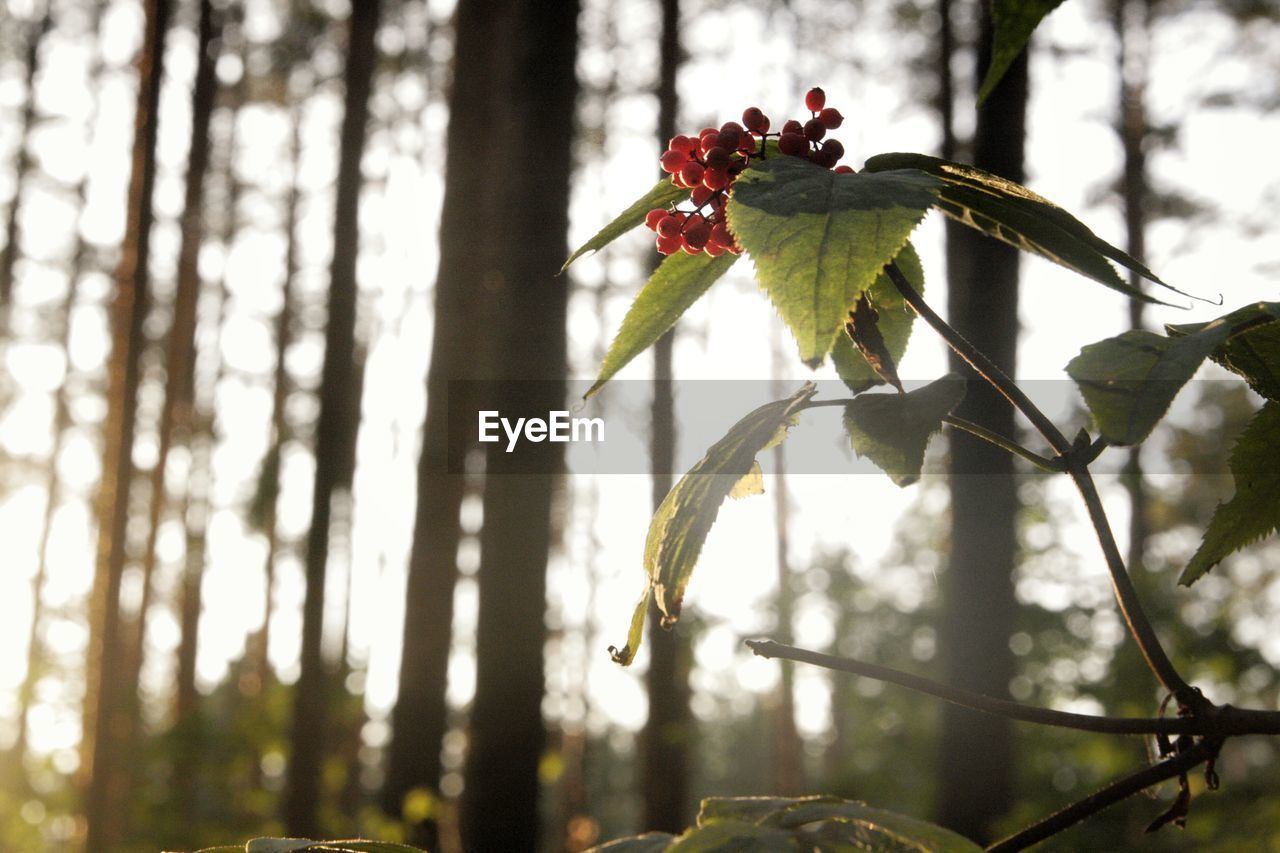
587,251,738,398
977,0,1065,103
607,587,651,666
590,833,678,852
596,797,981,853
843,375,966,486
861,153,1186,304
766,800,982,851
244,841,318,853
829,242,923,394
667,822,802,851
1167,301,1280,402
1181,401,1280,585
1066,319,1244,446
562,177,690,273
645,384,816,627
726,157,940,366
237,841,425,853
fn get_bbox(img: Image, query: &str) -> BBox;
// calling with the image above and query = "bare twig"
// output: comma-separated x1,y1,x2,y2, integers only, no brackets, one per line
746,640,1195,736
986,738,1222,852
883,260,1200,709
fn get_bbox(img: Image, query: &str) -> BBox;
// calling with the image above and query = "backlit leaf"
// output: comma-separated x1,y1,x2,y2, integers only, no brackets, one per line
1067,330,1230,446
562,177,690,272
587,251,738,397
861,153,1184,304
978,0,1065,103
1181,402,1280,585
645,384,816,629
1167,301,1280,402
843,375,966,486
829,243,924,394
726,157,939,366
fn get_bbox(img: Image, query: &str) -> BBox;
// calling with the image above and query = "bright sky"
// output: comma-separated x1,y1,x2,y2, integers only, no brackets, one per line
0,0,1277,785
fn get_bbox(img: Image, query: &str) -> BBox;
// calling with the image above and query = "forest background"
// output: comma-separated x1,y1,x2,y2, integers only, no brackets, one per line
0,0,1278,850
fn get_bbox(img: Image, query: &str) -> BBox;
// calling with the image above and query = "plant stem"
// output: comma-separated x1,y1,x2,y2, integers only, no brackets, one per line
943,415,1061,472
883,260,1199,709
746,640,1195,736
986,738,1221,852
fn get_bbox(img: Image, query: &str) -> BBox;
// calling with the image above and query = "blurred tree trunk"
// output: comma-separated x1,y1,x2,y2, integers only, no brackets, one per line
768,336,803,795
381,0,513,844
173,59,246,728
934,4,1027,842
1115,0,1151,572
251,98,304,690
0,3,51,309
125,0,220,750
10,0,106,769
284,0,380,836
83,0,172,849
460,0,579,849
642,0,695,833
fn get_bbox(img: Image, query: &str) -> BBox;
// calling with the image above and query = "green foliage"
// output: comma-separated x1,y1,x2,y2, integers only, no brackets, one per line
829,243,924,394
194,841,426,852
978,0,1066,103
591,796,981,852
726,157,940,366
842,375,966,487
1167,301,1280,401
587,252,738,397
862,153,1176,303
609,384,816,665
1067,330,1229,446
562,178,691,272
1069,301,1280,445
1181,401,1280,585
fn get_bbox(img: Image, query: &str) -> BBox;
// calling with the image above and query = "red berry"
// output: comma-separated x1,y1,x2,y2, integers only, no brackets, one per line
782,119,803,135
821,138,844,162
813,147,838,169
684,221,711,250
704,147,730,170
738,134,757,154
704,241,726,257
702,167,730,191
698,132,721,154
669,134,696,153
680,161,705,186
698,127,717,139
656,233,682,255
657,214,683,239
709,222,732,247
645,208,667,231
778,132,807,156
681,240,701,255
742,107,769,134
805,87,826,112
803,118,826,142
818,107,844,129
691,185,714,207
717,123,742,150
660,149,688,173
834,165,855,174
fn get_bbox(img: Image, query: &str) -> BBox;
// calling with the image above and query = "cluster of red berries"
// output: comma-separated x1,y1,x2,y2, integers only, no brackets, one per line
645,88,853,256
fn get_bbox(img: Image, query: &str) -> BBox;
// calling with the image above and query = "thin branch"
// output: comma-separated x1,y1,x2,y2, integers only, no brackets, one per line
943,415,1062,472
883,260,1199,709
804,395,1061,471
883,261,1072,453
745,640,1196,736
986,738,1221,852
